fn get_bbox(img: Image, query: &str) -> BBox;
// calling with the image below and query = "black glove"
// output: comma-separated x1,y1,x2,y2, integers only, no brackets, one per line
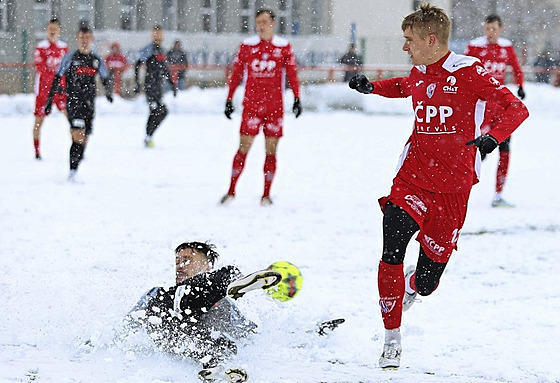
349,74,374,94
517,86,525,100
466,134,499,154
106,93,113,103
133,83,141,94
224,100,234,119
44,100,53,115
173,87,177,97
292,98,302,118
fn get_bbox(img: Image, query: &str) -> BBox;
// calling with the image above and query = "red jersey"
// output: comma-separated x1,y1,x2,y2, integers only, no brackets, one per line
227,35,300,113
371,51,528,193
34,39,68,95
105,52,128,70
465,36,524,86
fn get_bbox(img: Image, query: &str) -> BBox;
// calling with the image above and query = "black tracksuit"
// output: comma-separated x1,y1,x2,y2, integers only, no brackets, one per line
126,266,257,368
135,43,176,137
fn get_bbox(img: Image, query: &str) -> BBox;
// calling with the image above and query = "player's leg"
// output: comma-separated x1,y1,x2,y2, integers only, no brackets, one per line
261,136,279,205
68,117,89,179
145,100,168,147
260,115,283,205
33,92,48,159
378,202,420,369
33,116,44,159
379,202,420,330
492,137,513,207
221,111,260,203
221,135,254,204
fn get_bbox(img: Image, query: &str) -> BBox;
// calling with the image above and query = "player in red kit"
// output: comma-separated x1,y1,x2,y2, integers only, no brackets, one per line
349,4,528,369
465,14,526,207
32,18,69,160
220,9,302,206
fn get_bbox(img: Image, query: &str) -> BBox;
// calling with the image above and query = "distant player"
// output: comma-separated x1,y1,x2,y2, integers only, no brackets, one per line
348,3,528,369
221,9,302,206
465,14,526,207
105,42,128,95
44,22,113,180
125,241,281,382
134,25,177,148
32,18,68,160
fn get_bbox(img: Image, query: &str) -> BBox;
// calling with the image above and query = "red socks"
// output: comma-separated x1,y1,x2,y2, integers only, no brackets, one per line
227,152,277,198
34,139,40,156
227,150,247,196
496,151,510,194
263,155,277,198
378,261,405,330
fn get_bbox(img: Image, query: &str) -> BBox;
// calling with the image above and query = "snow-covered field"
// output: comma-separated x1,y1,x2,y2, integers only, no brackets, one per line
1,83,559,383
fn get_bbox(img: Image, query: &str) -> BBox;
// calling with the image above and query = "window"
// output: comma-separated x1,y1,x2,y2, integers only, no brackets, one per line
240,15,249,33
34,0,52,31
163,0,178,30
121,0,136,30
278,16,287,35
0,0,7,31
202,14,211,32
277,0,292,35
78,0,95,27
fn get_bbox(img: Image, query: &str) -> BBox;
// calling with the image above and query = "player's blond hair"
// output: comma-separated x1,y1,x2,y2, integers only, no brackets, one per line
402,3,451,45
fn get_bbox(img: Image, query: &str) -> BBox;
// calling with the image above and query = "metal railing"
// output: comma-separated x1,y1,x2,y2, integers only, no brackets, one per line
1,62,558,95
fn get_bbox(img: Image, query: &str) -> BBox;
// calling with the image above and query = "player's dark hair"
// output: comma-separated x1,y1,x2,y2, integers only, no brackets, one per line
78,20,91,33
49,18,61,26
153,24,163,31
485,14,502,26
174,242,220,266
256,9,275,20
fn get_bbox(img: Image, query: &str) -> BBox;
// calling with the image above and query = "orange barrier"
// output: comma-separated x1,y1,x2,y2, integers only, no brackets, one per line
1,62,559,94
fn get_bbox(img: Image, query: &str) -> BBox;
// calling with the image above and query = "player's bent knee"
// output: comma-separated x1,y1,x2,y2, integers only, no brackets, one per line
414,276,440,296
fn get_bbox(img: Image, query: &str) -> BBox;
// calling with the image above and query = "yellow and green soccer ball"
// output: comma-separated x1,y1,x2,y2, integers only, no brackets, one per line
266,261,303,302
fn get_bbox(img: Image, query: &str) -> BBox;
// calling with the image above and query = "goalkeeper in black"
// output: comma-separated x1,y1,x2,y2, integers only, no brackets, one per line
134,25,177,148
44,22,113,180
125,241,281,383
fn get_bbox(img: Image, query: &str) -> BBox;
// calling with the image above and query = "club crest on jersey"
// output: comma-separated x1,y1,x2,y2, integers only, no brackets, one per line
379,297,397,313
426,83,436,98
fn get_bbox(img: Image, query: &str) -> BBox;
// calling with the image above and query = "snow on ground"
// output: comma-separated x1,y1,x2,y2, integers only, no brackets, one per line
1,83,559,383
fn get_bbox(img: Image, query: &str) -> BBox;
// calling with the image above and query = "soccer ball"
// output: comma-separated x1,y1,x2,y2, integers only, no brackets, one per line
266,261,303,302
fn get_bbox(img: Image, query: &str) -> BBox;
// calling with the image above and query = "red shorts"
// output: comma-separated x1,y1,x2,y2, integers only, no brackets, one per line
379,177,471,263
35,91,66,117
240,107,284,138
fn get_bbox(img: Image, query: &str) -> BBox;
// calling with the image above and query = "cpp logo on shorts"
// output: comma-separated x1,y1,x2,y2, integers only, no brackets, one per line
423,234,446,256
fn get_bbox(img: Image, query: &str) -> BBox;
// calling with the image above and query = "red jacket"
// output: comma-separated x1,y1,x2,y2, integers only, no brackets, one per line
227,35,300,113
34,39,68,94
371,51,529,193
465,36,524,87
105,52,128,70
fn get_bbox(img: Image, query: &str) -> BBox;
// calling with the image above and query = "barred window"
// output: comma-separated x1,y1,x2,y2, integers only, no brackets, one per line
78,0,95,28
